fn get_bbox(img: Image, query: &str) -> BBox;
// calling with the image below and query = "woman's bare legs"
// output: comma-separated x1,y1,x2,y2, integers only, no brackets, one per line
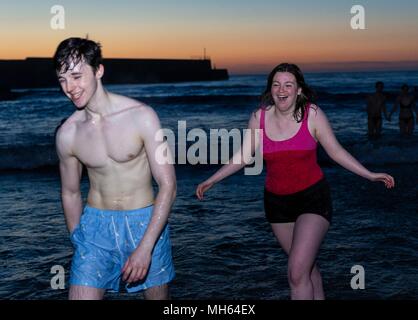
271,213,329,300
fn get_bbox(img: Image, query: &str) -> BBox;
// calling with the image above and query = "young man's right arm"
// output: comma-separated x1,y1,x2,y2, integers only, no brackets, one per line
56,125,83,234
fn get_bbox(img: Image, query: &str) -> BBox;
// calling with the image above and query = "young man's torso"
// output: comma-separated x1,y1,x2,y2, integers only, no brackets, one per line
62,94,155,210
367,93,386,117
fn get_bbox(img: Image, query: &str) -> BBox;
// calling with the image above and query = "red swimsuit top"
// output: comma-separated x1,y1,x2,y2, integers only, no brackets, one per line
260,104,323,195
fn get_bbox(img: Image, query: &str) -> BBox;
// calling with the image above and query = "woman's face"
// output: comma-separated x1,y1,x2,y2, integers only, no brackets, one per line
271,72,302,112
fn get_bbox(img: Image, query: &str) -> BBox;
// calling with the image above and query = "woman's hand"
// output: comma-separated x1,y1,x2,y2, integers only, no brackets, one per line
196,180,214,200
369,172,395,189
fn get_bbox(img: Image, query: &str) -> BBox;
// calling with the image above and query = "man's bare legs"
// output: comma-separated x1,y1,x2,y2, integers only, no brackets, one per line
69,284,170,300
143,284,170,300
271,213,329,300
368,117,382,139
69,285,105,300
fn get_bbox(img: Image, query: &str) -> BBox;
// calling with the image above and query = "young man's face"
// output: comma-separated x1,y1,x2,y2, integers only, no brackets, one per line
57,59,102,109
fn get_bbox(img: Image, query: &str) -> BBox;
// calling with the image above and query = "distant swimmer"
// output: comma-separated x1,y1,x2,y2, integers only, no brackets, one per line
366,81,389,139
54,37,176,300
196,63,395,300
389,84,418,136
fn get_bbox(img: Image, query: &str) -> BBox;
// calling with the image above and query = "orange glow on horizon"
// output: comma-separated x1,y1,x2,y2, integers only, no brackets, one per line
1,16,418,73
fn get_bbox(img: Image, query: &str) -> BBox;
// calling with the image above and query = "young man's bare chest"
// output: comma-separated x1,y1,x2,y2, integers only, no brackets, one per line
73,118,145,168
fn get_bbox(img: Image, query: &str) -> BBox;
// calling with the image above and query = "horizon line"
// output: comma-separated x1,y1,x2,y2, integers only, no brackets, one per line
0,57,417,64
1,57,417,74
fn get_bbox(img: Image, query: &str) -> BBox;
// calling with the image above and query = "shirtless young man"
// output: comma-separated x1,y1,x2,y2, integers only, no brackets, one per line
54,38,176,300
366,81,389,139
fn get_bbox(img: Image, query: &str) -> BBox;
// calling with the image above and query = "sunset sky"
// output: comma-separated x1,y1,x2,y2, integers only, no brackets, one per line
1,0,417,73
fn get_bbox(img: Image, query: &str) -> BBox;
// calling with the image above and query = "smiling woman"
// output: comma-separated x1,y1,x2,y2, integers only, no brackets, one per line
196,62,395,300
260,63,316,124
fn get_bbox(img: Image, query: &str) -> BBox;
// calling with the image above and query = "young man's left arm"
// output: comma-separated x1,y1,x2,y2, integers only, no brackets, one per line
122,106,176,283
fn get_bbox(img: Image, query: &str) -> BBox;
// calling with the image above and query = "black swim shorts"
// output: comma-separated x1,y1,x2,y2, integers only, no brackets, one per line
264,178,333,224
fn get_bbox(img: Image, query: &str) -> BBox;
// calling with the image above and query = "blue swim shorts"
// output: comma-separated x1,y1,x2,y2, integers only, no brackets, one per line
69,205,175,292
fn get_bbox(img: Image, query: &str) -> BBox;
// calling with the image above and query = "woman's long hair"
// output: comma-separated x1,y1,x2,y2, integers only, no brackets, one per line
260,63,316,122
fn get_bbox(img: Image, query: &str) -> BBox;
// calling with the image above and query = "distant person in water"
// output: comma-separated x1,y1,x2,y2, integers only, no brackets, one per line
54,37,176,300
366,81,389,139
389,84,418,136
196,63,395,300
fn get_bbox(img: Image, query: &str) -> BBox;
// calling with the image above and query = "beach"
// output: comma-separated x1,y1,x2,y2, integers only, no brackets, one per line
1,72,417,299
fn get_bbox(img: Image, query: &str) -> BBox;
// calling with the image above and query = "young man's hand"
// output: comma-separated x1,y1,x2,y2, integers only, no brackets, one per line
121,246,152,283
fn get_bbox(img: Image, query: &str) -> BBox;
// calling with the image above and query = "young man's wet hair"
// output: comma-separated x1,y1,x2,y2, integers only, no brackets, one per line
53,37,103,74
